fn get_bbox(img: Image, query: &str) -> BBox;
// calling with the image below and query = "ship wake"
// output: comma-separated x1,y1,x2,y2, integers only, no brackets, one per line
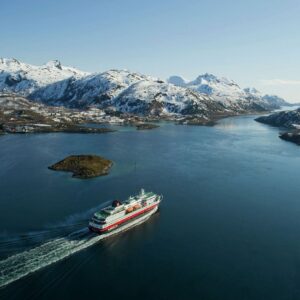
0,206,157,288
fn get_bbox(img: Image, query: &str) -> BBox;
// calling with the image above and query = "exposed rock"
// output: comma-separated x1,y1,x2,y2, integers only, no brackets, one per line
255,108,300,128
0,93,117,134
49,155,113,179
46,125,114,134
279,131,300,145
177,117,214,126
136,123,159,130
255,108,300,146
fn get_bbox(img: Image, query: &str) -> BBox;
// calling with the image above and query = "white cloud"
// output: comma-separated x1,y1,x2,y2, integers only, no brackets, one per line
261,79,300,86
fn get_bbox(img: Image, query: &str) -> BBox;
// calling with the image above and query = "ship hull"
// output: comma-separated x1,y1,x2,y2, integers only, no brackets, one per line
89,202,159,234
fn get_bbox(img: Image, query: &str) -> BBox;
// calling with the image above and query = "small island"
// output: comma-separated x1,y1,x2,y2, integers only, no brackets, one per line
49,155,113,179
136,123,159,130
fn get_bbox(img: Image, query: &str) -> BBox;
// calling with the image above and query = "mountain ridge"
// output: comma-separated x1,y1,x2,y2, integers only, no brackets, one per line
167,74,291,109
0,58,88,96
0,58,290,120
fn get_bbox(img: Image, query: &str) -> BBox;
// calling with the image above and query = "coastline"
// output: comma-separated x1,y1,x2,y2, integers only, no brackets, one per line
0,109,276,135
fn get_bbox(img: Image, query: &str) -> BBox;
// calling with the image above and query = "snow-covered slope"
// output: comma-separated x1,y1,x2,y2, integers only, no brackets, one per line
112,80,225,116
167,73,288,110
167,75,188,87
0,92,36,110
31,71,226,117
0,58,289,119
30,69,278,116
262,94,291,107
168,73,245,103
0,58,87,96
30,69,154,107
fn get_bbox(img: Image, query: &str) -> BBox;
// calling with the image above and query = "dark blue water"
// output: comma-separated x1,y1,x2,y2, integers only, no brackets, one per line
1,115,300,300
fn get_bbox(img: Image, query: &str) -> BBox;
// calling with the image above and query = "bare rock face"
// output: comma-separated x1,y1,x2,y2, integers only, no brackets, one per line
49,155,113,179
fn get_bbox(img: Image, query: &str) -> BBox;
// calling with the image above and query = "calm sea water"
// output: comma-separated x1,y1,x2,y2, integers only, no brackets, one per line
1,114,300,300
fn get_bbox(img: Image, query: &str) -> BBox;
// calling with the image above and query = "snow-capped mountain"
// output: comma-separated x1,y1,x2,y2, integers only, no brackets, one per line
0,59,224,116
30,69,154,107
0,58,87,96
168,73,245,103
30,67,280,116
261,94,291,107
30,70,227,117
0,58,289,119
111,80,225,115
167,73,288,110
167,75,188,87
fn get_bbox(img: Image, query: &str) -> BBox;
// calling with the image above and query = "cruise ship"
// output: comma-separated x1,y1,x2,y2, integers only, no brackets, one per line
89,189,162,234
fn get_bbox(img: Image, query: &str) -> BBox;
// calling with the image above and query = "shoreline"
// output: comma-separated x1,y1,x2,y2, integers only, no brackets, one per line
0,110,275,135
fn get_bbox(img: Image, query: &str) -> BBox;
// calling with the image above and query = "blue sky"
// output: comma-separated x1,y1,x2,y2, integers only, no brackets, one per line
1,0,300,102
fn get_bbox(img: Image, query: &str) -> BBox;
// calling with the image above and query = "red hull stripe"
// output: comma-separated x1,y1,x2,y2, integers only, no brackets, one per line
91,203,158,233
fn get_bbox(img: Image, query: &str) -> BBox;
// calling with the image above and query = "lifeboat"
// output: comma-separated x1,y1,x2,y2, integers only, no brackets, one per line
126,207,134,213
133,204,141,210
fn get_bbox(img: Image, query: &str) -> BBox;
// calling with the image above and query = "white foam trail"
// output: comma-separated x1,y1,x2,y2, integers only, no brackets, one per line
0,201,112,252
0,207,157,288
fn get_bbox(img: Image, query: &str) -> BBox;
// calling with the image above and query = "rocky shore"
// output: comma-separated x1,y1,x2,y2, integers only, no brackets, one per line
136,123,159,130
177,116,215,126
0,94,117,134
255,108,300,146
49,155,113,179
255,108,300,128
279,131,300,145
2,123,114,134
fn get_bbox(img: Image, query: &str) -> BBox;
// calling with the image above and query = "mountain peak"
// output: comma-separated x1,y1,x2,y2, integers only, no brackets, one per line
45,60,62,69
0,58,21,66
201,73,218,81
0,58,87,96
167,75,188,87
244,87,260,94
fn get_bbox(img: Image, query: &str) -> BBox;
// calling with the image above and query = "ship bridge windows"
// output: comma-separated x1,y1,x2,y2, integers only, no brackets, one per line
92,218,106,225
94,210,109,219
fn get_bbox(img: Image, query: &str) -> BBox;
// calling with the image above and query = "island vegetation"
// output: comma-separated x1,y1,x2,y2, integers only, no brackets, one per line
48,155,113,179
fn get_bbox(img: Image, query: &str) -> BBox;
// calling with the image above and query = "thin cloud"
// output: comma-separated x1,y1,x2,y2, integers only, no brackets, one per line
261,79,300,86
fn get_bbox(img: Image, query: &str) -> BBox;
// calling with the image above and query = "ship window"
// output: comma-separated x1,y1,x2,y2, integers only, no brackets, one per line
93,219,106,225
